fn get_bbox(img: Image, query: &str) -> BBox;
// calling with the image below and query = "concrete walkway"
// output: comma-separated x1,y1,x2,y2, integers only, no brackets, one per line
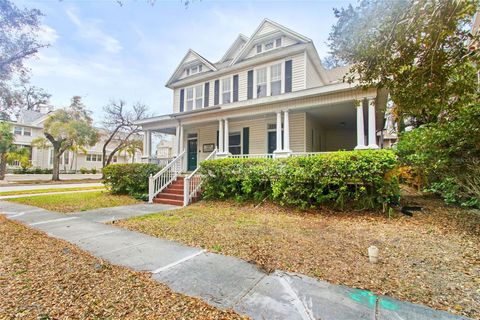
0,182,103,192
0,201,469,320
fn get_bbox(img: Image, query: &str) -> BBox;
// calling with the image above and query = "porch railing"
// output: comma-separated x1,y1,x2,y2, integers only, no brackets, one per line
290,152,330,157
229,153,273,159
183,148,217,206
149,157,175,166
148,150,185,203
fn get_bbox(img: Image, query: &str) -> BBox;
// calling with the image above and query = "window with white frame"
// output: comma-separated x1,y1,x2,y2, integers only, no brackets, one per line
23,127,31,136
186,65,202,76
270,63,282,96
275,38,282,47
264,40,274,50
256,67,267,98
256,44,262,54
14,127,22,135
195,84,203,108
186,87,194,111
222,77,231,104
86,154,102,162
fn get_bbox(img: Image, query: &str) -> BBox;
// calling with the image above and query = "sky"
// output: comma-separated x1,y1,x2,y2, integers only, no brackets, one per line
18,0,355,124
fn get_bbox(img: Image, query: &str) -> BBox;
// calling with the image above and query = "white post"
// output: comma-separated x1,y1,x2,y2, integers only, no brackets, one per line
142,130,149,158
354,100,367,150
218,119,224,153
283,109,291,152
367,98,379,149
224,118,230,154
148,174,154,203
179,125,185,171
175,124,181,155
183,177,190,206
275,111,282,152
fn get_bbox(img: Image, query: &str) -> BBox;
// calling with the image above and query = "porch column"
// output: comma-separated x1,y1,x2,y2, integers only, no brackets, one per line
224,118,230,154
179,125,184,153
354,100,367,150
175,124,181,155
218,119,224,153
143,130,152,158
367,98,379,149
283,109,291,152
275,111,282,152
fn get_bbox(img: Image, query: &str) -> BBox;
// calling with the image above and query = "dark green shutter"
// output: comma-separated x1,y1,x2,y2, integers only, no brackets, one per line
233,74,239,102
242,127,249,154
204,82,209,107
247,70,253,99
214,80,220,105
285,60,292,93
216,130,219,149
179,89,185,112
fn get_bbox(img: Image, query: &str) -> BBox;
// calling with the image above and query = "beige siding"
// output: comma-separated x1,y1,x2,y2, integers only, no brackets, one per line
282,36,298,47
185,112,307,166
238,70,248,101
325,129,356,151
291,53,305,91
173,88,181,113
305,115,325,152
305,55,322,89
257,21,277,37
208,80,215,107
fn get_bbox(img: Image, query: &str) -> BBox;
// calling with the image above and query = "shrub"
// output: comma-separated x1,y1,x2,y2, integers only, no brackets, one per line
200,150,399,210
12,167,52,174
102,163,162,200
91,167,97,174
79,167,88,174
397,103,480,208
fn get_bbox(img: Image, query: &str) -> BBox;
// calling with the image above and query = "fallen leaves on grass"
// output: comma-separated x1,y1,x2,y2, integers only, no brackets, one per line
6,190,140,213
119,187,480,319
0,216,244,319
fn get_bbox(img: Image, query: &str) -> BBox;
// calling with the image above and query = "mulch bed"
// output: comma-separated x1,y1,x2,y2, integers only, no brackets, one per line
0,216,244,319
119,188,480,319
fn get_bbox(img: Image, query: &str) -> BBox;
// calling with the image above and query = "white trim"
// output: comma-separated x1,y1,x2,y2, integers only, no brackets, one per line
166,49,217,87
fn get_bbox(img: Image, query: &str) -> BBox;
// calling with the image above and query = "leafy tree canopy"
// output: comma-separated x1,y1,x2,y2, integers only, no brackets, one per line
328,0,480,126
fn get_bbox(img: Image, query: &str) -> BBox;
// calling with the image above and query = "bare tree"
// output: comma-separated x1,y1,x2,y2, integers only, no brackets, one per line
101,100,148,168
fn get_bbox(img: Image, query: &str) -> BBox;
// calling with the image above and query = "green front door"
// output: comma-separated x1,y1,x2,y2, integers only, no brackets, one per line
187,138,197,171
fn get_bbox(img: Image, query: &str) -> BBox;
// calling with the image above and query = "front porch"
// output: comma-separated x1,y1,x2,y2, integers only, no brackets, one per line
141,97,384,171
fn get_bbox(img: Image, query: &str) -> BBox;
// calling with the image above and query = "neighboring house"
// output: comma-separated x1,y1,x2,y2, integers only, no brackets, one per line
137,19,390,172
7,109,142,172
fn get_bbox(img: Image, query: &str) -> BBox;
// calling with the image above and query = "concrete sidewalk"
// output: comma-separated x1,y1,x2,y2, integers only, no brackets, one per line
0,201,469,320
0,182,103,192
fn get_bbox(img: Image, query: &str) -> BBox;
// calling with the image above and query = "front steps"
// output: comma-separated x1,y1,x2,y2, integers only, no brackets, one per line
153,176,200,206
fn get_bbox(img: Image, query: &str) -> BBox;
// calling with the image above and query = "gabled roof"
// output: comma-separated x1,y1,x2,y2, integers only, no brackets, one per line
230,18,312,65
218,34,249,64
17,110,44,124
166,49,217,87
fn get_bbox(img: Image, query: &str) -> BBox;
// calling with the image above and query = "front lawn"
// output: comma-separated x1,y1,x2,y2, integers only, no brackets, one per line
0,186,104,196
7,190,140,213
118,188,480,319
0,216,242,319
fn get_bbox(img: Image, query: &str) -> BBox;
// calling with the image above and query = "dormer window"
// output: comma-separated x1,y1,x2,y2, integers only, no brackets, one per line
185,65,203,77
265,41,274,50
275,38,282,47
256,44,262,54
256,38,282,55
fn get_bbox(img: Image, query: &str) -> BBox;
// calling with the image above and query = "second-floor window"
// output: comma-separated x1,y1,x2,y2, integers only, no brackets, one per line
195,84,203,108
222,78,231,104
270,63,282,96
256,67,267,98
186,87,194,111
14,127,22,135
13,126,31,136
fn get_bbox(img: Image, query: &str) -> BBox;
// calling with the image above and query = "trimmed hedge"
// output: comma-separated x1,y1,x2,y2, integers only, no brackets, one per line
102,163,162,200
200,150,399,210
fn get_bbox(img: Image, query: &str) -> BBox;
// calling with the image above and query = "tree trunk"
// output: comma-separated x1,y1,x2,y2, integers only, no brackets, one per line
52,147,61,181
0,153,7,180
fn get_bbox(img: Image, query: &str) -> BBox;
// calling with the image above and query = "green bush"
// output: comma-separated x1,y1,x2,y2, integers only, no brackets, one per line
91,167,97,174
12,167,52,174
200,150,399,210
397,103,480,208
102,163,162,200
79,167,88,174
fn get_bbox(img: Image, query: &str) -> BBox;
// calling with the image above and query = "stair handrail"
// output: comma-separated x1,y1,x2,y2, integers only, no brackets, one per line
149,150,185,203
183,148,217,206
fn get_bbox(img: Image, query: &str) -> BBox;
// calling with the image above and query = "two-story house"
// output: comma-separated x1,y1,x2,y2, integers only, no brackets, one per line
8,109,142,173
138,19,388,172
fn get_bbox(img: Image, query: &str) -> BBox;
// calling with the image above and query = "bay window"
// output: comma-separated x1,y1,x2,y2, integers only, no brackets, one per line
256,67,267,98
222,77,231,104
270,63,282,96
195,84,203,108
